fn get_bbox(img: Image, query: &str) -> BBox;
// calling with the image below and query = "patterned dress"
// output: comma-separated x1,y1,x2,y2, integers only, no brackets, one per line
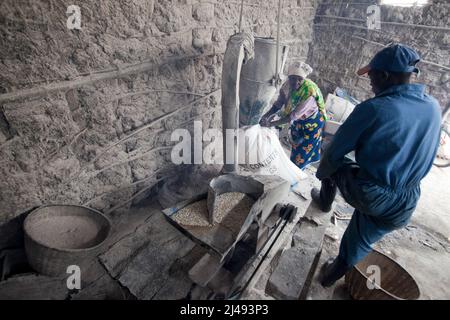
281,79,327,170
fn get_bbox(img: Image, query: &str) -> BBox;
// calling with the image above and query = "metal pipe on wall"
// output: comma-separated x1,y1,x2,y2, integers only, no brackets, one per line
239,38,288,127
221,33,254,174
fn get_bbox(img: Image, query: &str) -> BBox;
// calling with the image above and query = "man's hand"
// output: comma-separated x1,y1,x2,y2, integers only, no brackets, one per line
259,114,272,127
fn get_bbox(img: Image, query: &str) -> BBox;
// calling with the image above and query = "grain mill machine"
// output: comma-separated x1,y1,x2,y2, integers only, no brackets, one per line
160,30,296,299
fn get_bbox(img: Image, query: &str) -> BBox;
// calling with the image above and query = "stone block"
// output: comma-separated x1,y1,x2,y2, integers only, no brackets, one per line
188,253,223,287
0,274,68,300
193,3,214,22
192,28,213,51
267,205,331,300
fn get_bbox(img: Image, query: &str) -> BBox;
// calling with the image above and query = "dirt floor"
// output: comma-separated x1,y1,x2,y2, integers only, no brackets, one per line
306,165,450,300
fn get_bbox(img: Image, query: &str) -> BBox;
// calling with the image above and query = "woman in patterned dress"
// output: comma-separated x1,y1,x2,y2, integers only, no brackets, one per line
260,61,327,170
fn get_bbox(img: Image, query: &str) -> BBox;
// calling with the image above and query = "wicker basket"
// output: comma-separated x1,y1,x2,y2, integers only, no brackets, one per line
24,205,111,277
345,250,420,300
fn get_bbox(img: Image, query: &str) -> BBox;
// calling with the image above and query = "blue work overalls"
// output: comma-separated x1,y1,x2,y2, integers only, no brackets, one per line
317,84,442,267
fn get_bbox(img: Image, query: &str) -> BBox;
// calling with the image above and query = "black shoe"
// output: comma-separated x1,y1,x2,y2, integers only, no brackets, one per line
319,257,350,287
311,188,332,212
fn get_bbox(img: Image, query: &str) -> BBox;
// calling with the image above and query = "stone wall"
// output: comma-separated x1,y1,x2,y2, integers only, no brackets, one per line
307,0,449,107
0,0,317,224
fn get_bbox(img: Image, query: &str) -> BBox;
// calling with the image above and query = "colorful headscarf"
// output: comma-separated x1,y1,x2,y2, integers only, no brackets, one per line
281,79,327,121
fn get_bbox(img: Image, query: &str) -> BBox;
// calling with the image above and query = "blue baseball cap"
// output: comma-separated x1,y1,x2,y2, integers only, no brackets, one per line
357,44,421,76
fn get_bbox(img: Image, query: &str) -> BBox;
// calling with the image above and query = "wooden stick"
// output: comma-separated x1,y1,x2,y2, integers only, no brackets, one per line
105,178,165,214
89,146,172,178
83,169,170,206
91,89,220,163
74,109,216,182
238,0,245,32
114,89,205,100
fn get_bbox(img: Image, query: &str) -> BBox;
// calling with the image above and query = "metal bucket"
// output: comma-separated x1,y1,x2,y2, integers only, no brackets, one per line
345,250,421,300
239,37,288,127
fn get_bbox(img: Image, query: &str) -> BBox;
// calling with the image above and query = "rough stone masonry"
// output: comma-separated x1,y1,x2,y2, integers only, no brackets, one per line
0,0,316,224
0,0,448,227
308,0,449,105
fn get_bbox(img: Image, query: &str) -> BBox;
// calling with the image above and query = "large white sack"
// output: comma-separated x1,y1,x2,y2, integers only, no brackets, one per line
238,124,307,185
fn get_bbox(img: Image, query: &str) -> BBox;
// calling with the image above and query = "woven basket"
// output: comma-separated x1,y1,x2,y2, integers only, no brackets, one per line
24,205,111,277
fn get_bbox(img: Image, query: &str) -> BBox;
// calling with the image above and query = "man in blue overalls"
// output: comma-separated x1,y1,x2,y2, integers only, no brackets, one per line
311,44,442,287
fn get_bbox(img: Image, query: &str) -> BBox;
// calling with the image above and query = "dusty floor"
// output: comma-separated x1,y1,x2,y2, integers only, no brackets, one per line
2,155,448,300
412,166,450,238
307,165,450,300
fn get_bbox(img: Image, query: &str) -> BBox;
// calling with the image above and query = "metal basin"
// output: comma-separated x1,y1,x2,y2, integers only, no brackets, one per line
345,250,421,300
24,205,111,277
